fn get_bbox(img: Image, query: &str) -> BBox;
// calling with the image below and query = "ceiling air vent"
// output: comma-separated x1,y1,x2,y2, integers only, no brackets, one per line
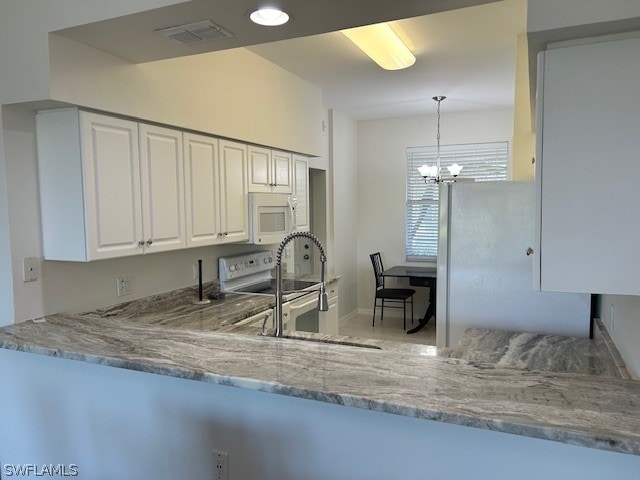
155,20,234,45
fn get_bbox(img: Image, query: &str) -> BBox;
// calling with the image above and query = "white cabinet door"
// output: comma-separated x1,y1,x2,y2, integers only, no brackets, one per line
184,133,221,247
537,37,640,294
248,146,293,193
272,150,293,194
81,112,144,260
139,124,186,253
219,140,249,243
292,155,309,231
248,145,272,192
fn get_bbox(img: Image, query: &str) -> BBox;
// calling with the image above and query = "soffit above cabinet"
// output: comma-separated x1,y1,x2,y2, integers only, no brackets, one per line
52,0,498,63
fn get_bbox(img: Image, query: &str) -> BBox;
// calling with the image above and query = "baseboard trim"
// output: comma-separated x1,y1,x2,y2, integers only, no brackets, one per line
357,308,410,320
338,310,359,325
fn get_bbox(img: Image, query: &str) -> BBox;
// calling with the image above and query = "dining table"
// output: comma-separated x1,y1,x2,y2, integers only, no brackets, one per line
381,265,437,334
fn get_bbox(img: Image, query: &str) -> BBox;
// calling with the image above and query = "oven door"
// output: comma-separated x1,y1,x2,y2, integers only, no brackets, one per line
284,293,320,333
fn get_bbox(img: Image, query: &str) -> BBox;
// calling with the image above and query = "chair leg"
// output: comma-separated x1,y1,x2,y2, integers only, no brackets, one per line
372,299,376,327
411,296,414,324
381,299,384,321
403,299,406,330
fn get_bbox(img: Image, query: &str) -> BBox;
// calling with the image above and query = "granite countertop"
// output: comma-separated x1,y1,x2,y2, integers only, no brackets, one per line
441,321,631,379
1,282,640,456
80,285,275,332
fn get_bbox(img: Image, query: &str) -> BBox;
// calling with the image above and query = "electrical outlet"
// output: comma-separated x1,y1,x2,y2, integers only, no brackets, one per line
212,451,228,480
22,257,39,282
116,276,132,298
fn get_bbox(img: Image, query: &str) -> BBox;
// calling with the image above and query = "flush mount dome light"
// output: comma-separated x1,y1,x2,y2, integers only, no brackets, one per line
250,7,290,26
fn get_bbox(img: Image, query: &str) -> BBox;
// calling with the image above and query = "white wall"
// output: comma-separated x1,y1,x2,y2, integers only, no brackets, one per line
0,112,13,326
2,106,45,322
598,295,640,379
528,0,640,33
0,0,186,105
356,109,514,315
329,110,359,318
49,35,323,156
2,349,639,480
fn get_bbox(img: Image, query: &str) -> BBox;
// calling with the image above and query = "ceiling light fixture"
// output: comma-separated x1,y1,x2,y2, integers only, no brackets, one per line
341,23,415,71
418,96,464,183
249,7,290,26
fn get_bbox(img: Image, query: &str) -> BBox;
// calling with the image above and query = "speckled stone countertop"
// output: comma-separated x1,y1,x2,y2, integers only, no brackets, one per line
442,320,631,379
80,284,275,332
1,283,640,456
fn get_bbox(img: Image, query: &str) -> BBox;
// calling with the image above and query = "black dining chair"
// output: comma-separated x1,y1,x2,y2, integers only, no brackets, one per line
369,252,415,330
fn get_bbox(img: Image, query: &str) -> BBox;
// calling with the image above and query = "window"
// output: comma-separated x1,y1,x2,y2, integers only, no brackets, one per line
405,141,508,261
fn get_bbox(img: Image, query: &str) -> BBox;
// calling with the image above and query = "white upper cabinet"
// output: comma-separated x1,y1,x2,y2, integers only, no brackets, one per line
139,124,186,253
37,110,187,261
81,112,143,260
292,154,309,232
219,140,249,243
37,110,144,261
535,37,640,294
183,133,221,247
247,145,293,193
271,150,293,193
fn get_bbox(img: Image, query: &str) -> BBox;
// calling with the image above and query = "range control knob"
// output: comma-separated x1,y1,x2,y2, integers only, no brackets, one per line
229,264,236,272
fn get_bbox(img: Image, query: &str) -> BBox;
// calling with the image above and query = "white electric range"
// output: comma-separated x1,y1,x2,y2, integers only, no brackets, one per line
218,251,322,332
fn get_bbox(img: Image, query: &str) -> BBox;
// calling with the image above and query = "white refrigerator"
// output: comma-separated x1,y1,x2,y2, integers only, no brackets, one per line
436,181,590,348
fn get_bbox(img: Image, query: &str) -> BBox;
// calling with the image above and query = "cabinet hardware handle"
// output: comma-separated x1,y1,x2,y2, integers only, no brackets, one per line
146,239,154,245
526,247,534,256
138,240,144,246
223,232,228,236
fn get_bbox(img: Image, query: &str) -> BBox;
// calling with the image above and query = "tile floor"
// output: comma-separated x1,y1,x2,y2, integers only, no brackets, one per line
339,312,436,346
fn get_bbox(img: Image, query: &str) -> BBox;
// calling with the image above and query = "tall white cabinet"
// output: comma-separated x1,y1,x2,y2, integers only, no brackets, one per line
292,154,309,232
183,133,221,247
218,140,249,244
535,36,640,294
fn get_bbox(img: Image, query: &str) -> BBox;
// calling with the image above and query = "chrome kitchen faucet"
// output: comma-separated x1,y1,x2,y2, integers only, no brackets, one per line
274,232,328,337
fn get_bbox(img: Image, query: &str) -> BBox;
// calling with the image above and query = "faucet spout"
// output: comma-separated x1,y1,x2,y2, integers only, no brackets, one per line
274,232,327,337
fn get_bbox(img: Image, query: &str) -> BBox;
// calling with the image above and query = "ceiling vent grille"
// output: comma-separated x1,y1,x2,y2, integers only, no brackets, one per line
155,20,233,45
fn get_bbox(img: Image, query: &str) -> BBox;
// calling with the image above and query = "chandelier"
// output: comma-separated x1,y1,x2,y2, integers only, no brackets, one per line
417,96,462,183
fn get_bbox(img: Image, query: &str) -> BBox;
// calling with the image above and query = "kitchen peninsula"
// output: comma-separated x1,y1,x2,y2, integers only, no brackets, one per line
1,285,640,479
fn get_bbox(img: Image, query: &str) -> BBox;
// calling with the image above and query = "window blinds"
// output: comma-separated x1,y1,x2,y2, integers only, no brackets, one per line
405,141,508,261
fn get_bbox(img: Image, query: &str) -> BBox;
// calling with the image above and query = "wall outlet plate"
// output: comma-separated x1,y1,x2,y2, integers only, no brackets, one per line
116,276,132,297
212,450,228,480
22,257,39,282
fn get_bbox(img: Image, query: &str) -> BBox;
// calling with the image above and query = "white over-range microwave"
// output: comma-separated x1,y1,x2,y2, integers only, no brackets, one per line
248,193,297,245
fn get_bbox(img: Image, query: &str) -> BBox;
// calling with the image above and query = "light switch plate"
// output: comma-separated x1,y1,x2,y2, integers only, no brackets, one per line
22,257,39,282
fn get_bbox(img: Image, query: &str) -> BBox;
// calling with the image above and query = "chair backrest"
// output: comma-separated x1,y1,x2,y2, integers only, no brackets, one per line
370,252,384,290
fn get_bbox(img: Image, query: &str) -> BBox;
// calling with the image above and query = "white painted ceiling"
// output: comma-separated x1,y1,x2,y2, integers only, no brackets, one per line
249,0,526,119
56,0,525,121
